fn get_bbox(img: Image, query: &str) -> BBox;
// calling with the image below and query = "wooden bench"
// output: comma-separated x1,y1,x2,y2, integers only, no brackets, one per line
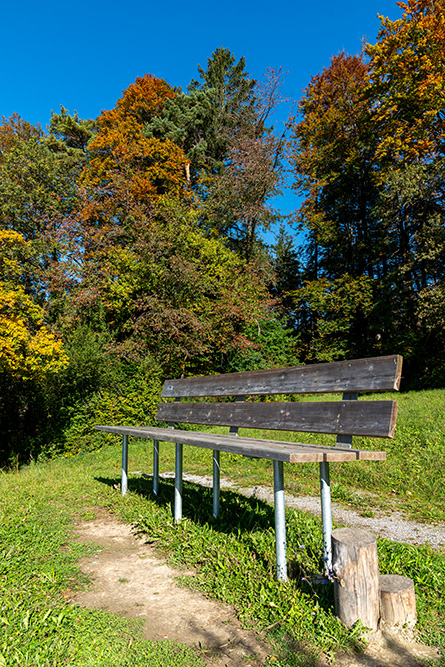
96,354,402,581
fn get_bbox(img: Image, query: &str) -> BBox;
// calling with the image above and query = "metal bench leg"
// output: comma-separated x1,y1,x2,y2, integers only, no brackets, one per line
273,460,287,582
153,440,159,496
174,443,183,522
213,450,220,518
121,434,128,496
320,460,332,575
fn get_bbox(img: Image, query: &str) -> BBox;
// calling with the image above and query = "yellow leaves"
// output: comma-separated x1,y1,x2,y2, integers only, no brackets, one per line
0,284,69,380
0,231,69,380
0,230,31,281
366,0,445,164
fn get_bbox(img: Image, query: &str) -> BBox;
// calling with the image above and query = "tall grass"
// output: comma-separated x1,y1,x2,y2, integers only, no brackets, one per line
1,388,444,666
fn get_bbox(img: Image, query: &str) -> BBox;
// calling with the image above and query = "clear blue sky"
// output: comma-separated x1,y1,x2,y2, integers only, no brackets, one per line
1,0,403,231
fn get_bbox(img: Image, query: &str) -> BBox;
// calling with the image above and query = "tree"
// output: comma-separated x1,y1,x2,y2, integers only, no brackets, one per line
204,120,285,259
83,74,190,223
0,230,68,380
0,114,84,322
289,53,379,360
291,52,378,281
270,224,301,310
72,198,273,375
194,56,287,258
188,47,257,174
45,106,96,170
144,48,258,192
0,113,42,161
366,0,445,166
364,0,445,381
145,53,288,259
0,117,80,243
290,3,445,383
143,89,214,186
292,274,374,362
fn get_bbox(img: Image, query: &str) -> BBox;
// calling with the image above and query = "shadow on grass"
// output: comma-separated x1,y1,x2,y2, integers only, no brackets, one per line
96,473,275,533
94,473,334,613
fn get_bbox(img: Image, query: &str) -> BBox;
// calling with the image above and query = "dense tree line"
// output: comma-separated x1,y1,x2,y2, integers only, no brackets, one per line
1,1,445,466
290,0,445,387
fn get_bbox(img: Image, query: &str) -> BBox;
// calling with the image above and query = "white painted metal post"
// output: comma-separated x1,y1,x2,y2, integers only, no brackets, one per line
153,440,159,496
169,399,181,520
273,459,287,582
213,450,220,518
174,442,183,522
321,392,359,572
320,460,332,574
121,434,128,496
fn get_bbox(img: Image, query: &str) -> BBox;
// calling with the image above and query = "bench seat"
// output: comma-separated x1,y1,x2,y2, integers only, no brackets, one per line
96,424,386,463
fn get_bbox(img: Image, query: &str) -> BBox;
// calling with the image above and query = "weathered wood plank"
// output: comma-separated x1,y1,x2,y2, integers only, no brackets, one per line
161,355,403,398
95,425,386,463
156,400,398,438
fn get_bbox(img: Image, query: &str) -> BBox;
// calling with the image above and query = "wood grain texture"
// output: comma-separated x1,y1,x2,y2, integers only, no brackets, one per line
380,574,417,629
156,400,398,438
161,355,403,398
95,425,386,463
332,527,381,632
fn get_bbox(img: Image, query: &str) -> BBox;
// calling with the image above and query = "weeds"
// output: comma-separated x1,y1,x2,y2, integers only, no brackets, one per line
1,387,445,665
0,463,205,667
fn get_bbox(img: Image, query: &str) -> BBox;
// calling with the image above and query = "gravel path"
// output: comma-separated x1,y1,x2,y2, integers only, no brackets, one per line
157,472,445,550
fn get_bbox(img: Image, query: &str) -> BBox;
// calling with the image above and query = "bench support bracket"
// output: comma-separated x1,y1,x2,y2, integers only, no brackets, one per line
273,460,287,582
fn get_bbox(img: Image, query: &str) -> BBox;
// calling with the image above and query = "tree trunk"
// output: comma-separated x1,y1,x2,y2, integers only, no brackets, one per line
332,527,380,632
380,574,417,629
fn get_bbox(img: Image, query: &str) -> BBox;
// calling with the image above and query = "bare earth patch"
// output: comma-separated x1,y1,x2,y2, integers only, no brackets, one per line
70,475,443,667
72,512,272,667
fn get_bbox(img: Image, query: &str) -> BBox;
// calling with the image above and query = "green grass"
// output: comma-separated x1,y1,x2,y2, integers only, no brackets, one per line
140,388,445,525
0,458,206,667
1,387,444,666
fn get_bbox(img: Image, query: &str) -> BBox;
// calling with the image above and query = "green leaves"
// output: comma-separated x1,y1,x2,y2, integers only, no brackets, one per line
290,6,445,378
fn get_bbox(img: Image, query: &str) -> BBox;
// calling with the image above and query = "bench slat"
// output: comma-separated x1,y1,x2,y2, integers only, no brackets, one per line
156,400,398,438
95,425,386,463
162,355,402,398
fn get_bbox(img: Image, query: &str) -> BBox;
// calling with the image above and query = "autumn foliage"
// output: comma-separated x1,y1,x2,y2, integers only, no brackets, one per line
0,231,68,380
1,17,445,464
83,74,190,220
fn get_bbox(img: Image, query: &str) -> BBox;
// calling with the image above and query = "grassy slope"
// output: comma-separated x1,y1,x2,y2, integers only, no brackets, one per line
0,455,207,667
0,388,444,666
124,387,445,523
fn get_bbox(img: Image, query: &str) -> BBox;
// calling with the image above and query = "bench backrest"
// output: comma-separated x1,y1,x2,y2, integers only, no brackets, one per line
157,355,403,440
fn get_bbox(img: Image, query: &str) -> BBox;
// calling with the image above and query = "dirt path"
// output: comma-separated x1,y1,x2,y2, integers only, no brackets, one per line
73,513,272,667
70,475,443,667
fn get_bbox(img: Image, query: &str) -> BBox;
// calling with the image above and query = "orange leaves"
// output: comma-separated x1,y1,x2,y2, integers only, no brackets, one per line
366,0,445,163
98,75,175,129
83,74,190,217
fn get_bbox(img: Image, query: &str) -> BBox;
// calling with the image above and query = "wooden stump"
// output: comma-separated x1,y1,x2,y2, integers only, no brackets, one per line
380,574,417,629
332,527,380,632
